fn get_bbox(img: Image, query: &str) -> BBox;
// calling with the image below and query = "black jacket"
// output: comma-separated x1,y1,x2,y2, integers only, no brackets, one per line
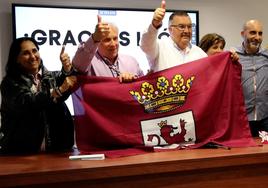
0,65,74,154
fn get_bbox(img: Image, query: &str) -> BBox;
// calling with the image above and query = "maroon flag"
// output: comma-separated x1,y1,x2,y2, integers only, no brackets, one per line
72,52,256,158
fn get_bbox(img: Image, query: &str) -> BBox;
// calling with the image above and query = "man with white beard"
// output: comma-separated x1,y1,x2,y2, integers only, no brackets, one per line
234,19,268,137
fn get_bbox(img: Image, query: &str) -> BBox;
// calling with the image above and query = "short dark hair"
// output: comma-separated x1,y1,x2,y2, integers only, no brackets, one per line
198,33,226,53
169,11,190,25
5,37,40,76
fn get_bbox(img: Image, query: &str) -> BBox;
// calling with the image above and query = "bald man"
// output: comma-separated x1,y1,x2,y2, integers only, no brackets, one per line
234,19,268,137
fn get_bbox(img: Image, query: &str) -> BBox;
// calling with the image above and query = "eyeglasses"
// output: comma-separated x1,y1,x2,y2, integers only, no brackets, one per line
170,24,192,31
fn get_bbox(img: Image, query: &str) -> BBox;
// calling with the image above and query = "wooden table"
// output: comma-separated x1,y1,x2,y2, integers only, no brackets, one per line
1,140,268,188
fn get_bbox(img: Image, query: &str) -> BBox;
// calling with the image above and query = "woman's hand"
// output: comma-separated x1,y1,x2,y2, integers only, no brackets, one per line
60,45,72,73
230,50,239,62
59,76,78,93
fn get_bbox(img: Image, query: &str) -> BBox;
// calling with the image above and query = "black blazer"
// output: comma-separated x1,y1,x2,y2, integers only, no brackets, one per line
0,65,74,154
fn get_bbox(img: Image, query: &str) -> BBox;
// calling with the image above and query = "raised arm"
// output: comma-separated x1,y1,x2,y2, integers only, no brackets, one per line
72,15,110,74
140,0,166,62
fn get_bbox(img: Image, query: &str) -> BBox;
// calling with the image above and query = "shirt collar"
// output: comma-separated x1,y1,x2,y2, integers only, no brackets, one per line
28,69,42,81
171,38,192,53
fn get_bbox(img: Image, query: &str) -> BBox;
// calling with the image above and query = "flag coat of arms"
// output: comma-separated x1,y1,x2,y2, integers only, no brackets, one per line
72,52,256,157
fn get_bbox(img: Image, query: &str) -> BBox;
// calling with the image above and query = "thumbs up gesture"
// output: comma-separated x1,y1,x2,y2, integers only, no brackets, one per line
92,15,110,42
60,45,72,73
152,0,166,28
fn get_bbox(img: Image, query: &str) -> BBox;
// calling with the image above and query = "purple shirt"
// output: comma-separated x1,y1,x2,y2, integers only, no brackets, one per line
72,37,144,77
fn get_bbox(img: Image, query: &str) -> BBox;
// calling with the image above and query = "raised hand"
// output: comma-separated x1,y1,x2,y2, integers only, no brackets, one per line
60,45,72,73
152,0,166,28
92,15,110,42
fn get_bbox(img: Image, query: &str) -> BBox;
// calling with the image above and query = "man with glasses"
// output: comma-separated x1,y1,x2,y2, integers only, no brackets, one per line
140,0,207,72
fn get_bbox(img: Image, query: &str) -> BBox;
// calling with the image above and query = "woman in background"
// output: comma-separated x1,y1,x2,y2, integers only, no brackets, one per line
199,33,226,56
199,33,239,61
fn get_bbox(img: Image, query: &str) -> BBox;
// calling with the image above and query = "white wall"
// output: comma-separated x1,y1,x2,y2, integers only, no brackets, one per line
1,0,268,79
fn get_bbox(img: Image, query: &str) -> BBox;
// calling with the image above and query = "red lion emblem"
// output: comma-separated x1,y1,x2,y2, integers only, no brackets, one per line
147,119,187,145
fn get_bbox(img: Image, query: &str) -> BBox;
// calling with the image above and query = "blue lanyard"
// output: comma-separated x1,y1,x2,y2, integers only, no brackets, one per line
97,51,120,77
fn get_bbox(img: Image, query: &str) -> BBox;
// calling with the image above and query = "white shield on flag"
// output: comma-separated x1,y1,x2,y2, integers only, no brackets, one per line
140,111,196,147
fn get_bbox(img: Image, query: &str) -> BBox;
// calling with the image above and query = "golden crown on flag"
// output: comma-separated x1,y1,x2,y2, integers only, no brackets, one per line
129,74,195,113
